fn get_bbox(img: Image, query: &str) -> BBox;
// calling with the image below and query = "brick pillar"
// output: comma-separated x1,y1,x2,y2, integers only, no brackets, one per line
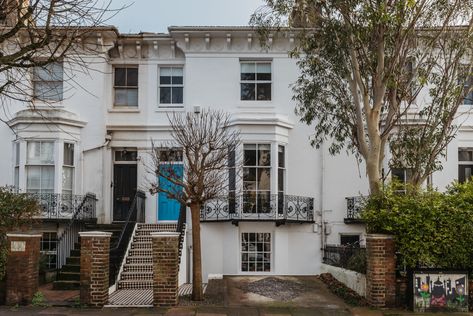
366,234,396,307
5,233,42,305
151,232,180,307
79,231,112,307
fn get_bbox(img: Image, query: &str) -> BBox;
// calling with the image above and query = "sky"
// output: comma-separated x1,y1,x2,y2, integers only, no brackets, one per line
103,0,265,34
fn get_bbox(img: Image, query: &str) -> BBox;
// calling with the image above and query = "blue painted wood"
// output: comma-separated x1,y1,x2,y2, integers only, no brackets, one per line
158,164,183,221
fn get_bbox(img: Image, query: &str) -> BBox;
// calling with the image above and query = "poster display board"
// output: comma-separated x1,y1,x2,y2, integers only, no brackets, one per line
413,270,468,312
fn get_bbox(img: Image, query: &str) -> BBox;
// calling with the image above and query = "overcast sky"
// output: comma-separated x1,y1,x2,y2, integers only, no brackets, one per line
104,0,265,34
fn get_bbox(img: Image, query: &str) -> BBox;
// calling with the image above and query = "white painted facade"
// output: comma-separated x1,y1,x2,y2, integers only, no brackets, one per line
0,26,472,281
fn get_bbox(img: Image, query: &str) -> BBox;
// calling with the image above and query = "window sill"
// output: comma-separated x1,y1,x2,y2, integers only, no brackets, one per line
108,107,140,113
155,106,185,113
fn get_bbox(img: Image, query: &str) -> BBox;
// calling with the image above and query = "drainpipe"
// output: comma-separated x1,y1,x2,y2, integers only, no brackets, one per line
320,141,325,251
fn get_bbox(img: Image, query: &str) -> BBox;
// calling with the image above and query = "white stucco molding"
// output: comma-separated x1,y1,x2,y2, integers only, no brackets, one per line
8,108,86,129
6,233,42,238
229,114,294,130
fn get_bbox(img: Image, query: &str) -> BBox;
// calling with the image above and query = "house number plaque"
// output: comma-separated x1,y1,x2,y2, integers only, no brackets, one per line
11,241,26,252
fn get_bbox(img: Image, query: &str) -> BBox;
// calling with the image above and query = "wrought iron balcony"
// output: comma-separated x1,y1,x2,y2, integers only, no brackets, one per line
345,196,364,224
201,194,314,225
27,193,97,220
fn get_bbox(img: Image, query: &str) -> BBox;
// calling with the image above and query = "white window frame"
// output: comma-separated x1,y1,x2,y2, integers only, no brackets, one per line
240,61,272,101
458,148,473,183
113,65,139,107
243,143,272,213
25,141,55,194
32,61,64,102
62,143,74,196
14,142,19,191
240,232,272,273
158,66,184,107
40,232,58,269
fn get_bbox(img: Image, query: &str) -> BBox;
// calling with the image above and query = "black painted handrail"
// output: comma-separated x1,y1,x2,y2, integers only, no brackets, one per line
109,190,146,285
56,192,97,270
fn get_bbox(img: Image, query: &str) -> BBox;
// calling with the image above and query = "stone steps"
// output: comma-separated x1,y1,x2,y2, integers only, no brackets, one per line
113,224,177,291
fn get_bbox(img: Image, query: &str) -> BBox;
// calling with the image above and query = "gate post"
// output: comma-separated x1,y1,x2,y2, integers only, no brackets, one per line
5,233,42,305
151,231,180,306
366,234,396,307
79,231,112,307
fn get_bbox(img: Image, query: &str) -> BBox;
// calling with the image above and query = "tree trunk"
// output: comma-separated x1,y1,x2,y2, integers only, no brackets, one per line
190,202,203,301
366,150,382,195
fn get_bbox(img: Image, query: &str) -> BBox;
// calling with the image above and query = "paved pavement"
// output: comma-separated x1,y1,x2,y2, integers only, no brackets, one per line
0,306,351,315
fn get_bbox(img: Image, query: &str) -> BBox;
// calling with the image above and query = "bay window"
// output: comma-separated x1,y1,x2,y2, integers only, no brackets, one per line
278,145,285,214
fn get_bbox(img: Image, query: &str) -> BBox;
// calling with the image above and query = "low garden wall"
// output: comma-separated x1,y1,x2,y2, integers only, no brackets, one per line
320,263,366,297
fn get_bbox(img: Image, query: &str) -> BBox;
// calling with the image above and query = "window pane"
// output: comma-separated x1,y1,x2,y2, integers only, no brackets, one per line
114,88,128,106
258,192,271,213
15,143,20,165
127,89,138,106
172,87,183,103
391,168,405,183
41,142,54,163
160,87,171,103
172,67,183,76
243,192,257,213
34,82,63,101
256,63,271,80
64,143,74,166
240,83,255,100
460,150,473,161
115,150,137,161
114,68,126,86
243,168,256,191
160,67,172,84
256,83,271,100
241,63,255,80
257,168,271,191
258,144,271,166
41,166,54,192
115,88,138,106
27,142,54,164
62,167,73,192
278,145,285,168
278,169,284,191
244,144,257,166
126,68,138,86
27,166,41,191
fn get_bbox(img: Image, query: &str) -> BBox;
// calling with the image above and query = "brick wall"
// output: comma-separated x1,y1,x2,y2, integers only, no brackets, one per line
5,233,41,305
79,231,112,307
151,232,180,307
366,234,396,307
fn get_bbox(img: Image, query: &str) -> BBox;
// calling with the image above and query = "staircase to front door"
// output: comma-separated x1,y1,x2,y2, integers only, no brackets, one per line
107,223,178,307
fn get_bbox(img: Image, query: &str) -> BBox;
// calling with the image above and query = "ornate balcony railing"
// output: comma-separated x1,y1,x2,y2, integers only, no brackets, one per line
201,194,314,224
26,193,97,220
345,196,364,224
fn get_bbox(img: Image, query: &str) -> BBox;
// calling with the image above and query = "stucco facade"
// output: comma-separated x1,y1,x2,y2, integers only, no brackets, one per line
0,26,471,282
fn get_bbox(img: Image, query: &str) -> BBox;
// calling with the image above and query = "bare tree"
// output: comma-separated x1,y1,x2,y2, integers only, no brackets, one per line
0,0,122,119
147,109,240,301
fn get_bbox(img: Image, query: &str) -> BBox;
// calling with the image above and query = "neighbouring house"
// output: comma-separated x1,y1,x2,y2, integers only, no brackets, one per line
0,24,472,305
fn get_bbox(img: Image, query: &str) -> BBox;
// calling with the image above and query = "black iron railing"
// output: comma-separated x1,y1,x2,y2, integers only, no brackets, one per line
201,194,314,223
322,245,367,274
109,190,146,285
345,196,364,223
176,203,187,263
26,193,96,220
56,193,97,270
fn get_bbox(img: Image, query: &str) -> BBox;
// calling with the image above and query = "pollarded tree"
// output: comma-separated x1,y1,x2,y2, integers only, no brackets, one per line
0,0,121,118
148,109,240,301
252,0,473,192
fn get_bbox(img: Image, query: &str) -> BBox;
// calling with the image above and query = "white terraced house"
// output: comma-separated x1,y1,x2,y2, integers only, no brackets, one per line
1,25,473,306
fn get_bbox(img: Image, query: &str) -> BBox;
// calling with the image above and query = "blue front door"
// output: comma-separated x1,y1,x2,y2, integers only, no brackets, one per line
158,164,183,221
